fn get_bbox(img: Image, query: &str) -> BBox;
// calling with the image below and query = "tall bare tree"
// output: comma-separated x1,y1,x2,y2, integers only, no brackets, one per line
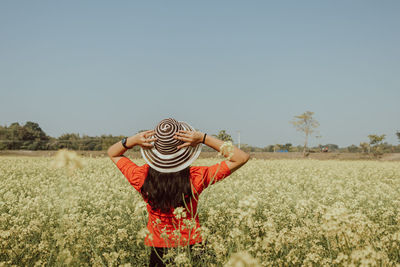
290,111,320,157
396,131,400,143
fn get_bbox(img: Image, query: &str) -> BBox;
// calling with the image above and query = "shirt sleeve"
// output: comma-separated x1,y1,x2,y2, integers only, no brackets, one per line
116,157,148,192
190,161,231,195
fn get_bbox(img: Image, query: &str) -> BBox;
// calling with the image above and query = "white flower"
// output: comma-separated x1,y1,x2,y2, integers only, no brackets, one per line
117,228,128,241
174,252,190,266
173,207,187,219
224,251,261,267
160,227,169,240
218,141,234,160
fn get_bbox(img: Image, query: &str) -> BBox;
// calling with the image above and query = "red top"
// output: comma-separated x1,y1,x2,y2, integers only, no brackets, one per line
116,157,231,247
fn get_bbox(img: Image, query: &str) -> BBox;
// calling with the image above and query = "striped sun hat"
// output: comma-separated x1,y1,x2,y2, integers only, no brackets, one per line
141,118,202,173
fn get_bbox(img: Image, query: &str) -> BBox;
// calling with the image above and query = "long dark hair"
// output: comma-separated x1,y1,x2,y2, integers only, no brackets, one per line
140,167,193,214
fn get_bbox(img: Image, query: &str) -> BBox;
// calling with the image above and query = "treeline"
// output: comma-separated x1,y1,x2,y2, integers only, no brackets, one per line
212,130,400,154
237,143,400,153
0,122,133,151
1,121,399,153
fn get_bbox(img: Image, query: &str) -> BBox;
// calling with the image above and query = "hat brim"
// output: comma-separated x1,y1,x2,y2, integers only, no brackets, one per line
140,121,202,173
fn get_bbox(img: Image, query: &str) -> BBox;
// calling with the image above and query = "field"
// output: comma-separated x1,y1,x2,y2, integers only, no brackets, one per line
1,156,400,266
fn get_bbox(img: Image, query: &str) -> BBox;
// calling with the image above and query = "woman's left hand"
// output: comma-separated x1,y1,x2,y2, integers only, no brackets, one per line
174,130,204,149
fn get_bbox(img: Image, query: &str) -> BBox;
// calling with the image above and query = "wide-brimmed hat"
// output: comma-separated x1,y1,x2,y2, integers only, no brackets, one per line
141,118,202,173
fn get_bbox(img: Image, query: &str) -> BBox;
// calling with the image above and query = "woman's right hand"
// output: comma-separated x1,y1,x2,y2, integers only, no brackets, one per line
129,130,157,149
108,130,156,164
174,130,204,149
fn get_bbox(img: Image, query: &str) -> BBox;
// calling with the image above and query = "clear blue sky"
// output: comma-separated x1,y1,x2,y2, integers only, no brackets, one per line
0,1,399,147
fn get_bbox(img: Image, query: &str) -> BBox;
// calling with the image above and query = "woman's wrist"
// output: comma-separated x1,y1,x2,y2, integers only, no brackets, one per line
202,133,207,144
125,136,137,149
195,131,204,145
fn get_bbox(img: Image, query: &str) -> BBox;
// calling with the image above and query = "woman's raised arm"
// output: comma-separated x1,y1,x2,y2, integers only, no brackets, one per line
174,131,250,173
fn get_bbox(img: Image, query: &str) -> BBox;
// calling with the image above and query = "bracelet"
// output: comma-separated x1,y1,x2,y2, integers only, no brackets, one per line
121,138,130,149
202,133,207,144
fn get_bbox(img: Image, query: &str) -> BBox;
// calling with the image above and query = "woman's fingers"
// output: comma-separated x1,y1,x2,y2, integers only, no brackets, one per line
142,143,153,148
175,132,195,142
177,142,190,150
175,131,190,138
175,135,191,142
144,130,155,138
138,132,157,148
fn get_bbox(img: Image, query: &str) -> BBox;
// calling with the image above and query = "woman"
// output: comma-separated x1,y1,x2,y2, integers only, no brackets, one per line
108,118,249,266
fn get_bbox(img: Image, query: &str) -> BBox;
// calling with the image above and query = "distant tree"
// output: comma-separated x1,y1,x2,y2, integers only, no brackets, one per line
239,144,260,153
22,121,49,150
284,143,292,152
381,142,394,153
100,134,121,151
368,134,386,157
0,126,7,150
347,144,359,153
290,111,320,157
273,144,281,153
368,134,385,146
24,121,48,140
213,130,233,142
0,123,21,149
0,121,50,150
359,142,370,154
263,145,274,152
59,133,80,140
8,123,22,149
397,131,400,143
58,133,80,150
273,143,291,152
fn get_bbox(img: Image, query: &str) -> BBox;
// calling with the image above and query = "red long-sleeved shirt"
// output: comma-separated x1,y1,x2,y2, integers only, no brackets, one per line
116,157,231,247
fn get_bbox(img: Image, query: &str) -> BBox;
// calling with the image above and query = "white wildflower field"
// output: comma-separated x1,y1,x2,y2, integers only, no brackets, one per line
1,156,400,266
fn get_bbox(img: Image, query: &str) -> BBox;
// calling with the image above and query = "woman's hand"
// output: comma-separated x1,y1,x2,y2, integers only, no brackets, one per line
174,130,204,149
108,130,157,165
132,130,157,149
